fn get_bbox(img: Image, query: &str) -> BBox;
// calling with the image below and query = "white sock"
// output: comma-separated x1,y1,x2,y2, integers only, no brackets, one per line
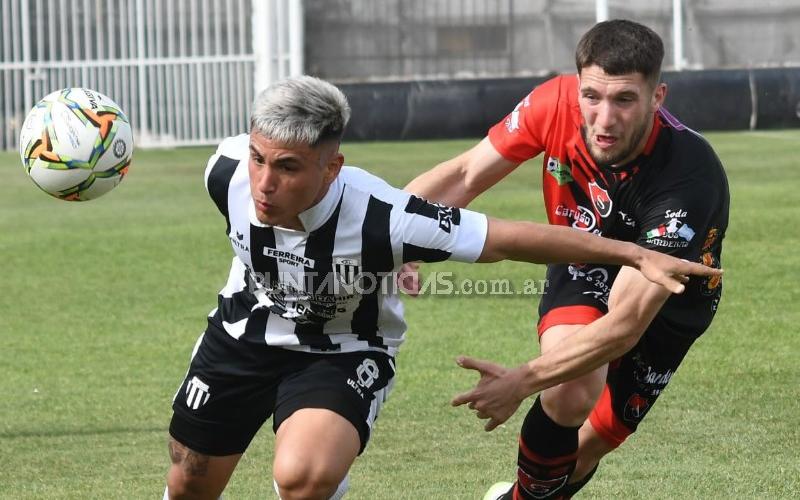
329,474,349,500
272,474,349,500
163,486,223,500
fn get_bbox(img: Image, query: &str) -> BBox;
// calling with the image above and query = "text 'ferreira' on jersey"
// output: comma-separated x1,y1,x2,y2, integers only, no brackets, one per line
202,135,489,355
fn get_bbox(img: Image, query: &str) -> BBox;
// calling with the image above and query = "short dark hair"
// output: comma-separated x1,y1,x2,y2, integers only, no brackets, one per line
575,19,664,84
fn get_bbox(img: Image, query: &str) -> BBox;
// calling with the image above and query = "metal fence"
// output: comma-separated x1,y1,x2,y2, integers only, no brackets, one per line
0,0,303,150
305,0,800,82
3,0,799,150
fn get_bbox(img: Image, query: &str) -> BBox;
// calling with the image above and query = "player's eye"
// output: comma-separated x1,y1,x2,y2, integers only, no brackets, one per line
615,94,637,104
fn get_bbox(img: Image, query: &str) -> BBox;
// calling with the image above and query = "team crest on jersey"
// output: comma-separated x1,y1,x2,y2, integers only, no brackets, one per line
588,181,612,218
185,376,210,410
546,156,573,185
334,257,360,287
623,393,650,423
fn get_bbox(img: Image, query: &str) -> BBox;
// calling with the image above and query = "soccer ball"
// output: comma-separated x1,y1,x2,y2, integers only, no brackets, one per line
19,88,133,201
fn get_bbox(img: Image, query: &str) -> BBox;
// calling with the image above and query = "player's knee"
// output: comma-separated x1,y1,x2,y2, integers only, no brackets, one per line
542,381,601,425
165,467,209,500
273,453,342,500
166,439,224,500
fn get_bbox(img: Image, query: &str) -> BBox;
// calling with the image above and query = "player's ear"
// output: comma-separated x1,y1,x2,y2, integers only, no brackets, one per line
323,149,344,185
652,82,667,111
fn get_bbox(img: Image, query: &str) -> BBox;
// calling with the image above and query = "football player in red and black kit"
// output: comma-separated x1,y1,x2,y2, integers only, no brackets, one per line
406,19,728,499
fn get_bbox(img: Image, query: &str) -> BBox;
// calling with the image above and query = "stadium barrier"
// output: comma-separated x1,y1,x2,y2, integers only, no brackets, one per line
340,67,800,141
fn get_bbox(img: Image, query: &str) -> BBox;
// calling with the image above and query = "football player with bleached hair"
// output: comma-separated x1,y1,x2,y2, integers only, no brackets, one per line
162,75,720,500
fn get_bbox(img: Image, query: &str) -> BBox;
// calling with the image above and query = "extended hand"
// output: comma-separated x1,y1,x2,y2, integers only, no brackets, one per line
451,356,526,431
636,247,723,294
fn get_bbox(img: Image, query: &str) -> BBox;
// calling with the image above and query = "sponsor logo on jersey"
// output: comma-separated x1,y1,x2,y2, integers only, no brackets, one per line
623,393,650,422
255,284,333,323
229,229,250,252
588,181,613,218
356,358,379,388
185,376,210,410
546,156,573,185
437,205,455,233
404,196,461,233
505,95,530,133
700,252,722,296
555,204,597,232
569,264,611,304
347,358,380,398
644,216,695,248
618,210,636,227
250,268,363,324
702,227,719,251
263,247,315,267
664,209,688,219
631,353,674,396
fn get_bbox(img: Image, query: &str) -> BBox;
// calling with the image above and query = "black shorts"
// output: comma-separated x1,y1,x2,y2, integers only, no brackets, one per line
537,263,619,334
169,320,396,456
538,263,703,447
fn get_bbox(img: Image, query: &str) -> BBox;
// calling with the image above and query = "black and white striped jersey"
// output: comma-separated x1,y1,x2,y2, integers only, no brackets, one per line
203,134,488,355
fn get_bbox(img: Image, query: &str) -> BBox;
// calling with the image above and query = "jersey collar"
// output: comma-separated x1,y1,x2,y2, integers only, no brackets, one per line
297,175,343,232
598,111,664,174
642,110,663,156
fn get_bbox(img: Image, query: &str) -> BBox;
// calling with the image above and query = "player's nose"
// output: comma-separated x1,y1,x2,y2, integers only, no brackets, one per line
257,165,279,193
594,101,616,130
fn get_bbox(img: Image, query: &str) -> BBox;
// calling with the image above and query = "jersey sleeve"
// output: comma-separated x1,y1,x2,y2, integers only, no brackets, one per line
487,76,564,163
204,134,248,218
394,195,488,264
635,179,722,261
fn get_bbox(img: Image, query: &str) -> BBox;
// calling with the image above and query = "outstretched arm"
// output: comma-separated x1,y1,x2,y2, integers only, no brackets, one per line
477,217,721,293
452,266,670,430
404,138,519,207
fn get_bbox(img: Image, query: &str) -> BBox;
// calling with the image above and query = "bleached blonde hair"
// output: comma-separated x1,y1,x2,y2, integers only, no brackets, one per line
250,75,351,145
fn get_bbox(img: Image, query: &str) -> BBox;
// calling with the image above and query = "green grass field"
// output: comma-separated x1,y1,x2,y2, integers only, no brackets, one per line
1,131,798,499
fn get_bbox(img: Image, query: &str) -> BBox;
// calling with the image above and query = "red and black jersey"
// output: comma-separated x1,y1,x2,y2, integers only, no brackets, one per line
488,75,729,335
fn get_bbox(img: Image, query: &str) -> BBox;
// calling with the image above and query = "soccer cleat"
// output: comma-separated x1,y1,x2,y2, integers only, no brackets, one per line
482,481,514,500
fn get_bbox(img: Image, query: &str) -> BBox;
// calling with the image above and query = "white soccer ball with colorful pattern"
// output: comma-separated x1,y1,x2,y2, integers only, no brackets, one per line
19,88,133,201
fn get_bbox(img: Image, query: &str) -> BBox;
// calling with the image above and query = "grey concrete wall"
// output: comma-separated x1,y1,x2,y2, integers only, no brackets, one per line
339,67,800,141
